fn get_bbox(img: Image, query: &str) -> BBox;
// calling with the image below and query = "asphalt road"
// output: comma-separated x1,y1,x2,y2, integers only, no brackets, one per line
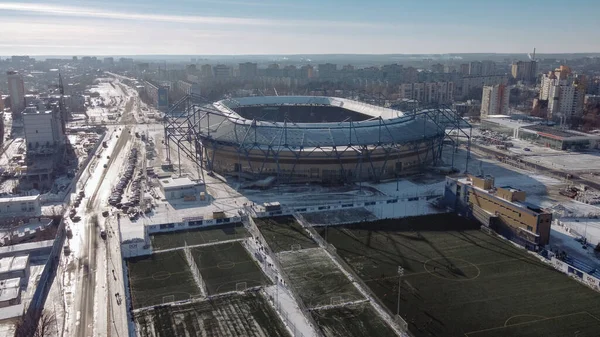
75,127,131,336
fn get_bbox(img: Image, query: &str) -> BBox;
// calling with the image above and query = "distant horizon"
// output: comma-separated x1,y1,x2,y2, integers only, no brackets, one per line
5,52,600,59
2,0,600,55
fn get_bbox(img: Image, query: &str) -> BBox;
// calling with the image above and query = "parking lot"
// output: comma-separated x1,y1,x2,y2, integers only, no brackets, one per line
108,147,144,219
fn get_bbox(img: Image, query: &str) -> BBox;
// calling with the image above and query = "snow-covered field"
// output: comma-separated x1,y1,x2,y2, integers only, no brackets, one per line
278,248,364,309
134,291,291,337
301,208,377,226
526,153,600,172
549,225,600,273
87,80,128,122
555,218,600,247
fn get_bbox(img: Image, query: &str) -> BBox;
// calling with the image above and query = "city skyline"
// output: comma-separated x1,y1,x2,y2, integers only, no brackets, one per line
2,0,600,55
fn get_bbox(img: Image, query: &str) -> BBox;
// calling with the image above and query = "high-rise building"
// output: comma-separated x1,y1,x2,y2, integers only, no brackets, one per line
200,64,213,78
459,75,508,99
511,60,538,83
431,63,444,73
547,78,585,122
7,71,25,117
480,84,510,117
540,66,572,101
481,60,496,76
444,64,457,73
318,63,337,80
266,63,281,77
459,64,470,75
399,82,455,104
213,64,232,81
469,61,483,76
103,57,114,66
238,62,257,79
539,65,585,122
23,107,64,148
300,65,314,79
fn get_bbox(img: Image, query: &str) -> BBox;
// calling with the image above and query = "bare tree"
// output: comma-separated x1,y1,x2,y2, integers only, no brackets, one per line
14,309,57,337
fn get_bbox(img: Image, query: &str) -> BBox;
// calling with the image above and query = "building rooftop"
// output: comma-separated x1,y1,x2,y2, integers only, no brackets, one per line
453,175,548,215
522,125,600,140
159,177,201,190
0,278,20,302
500,185,522,193
0,256,28,275
0,240,53,257
0,303,24,321
0,194,40,203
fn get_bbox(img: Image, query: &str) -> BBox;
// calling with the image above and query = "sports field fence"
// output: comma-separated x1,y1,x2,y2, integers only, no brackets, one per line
295,212,412,337
184,240,207,296
243,215,324,337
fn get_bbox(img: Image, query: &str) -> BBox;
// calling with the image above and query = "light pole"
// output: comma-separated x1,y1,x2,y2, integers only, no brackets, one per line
397,266,404,317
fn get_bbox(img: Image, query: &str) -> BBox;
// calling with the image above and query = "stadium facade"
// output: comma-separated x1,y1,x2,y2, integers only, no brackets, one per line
190,96,450,183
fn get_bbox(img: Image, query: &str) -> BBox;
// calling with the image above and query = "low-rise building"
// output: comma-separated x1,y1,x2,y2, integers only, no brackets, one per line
0,278,21,308
0,195,41,217
0,256,29,282
445,174,552,249
158,177,204,201
519,125,600,150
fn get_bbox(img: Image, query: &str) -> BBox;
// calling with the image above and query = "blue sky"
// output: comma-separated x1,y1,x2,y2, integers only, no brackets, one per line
1,0,599,55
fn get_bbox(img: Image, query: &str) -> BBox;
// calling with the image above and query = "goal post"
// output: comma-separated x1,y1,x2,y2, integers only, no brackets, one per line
162,295,175,304
330,296,343,306
235,282,247,292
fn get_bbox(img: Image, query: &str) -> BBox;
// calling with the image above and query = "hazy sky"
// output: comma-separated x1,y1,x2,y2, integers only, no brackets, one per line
1,0,600,55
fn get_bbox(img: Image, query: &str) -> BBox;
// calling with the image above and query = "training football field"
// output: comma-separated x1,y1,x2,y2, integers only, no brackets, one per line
255,216,318,253
319,213,600,337
127,250,202,309
192,241,271,295
134,291,291,337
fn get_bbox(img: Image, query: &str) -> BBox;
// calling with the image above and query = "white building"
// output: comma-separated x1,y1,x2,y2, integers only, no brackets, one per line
0,256,29,282
0,278,21,308
481,84,510,117
6,71,25,117
22,107,64,148
0,195,41,217
539,66,585,122
158,177,204,201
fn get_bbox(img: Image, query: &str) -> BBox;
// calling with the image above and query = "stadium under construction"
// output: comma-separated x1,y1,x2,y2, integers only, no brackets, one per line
164,94,471,183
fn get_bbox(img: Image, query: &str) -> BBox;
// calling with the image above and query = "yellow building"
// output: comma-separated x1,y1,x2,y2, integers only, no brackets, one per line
445,175,552,248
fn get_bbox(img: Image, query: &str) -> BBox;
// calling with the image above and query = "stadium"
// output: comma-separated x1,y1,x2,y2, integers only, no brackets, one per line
175,95,460,183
